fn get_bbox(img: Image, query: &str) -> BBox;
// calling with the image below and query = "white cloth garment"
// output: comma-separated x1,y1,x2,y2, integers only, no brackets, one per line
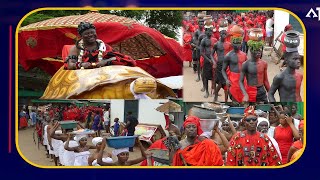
52,138,63,157
257,117,282,160
63,140,78,166
43,125,48,146
74,151,91,166
92,137,103,146
112,148,129,156
267,135,282,160
92,157,113,166
129,81,151,99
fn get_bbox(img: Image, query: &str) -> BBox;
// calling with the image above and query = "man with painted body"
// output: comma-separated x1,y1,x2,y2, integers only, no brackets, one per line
268,51,302,102
191,17,205,81
200,21,217,98
222,36,247,103
212,30,233,102
240,46,270,103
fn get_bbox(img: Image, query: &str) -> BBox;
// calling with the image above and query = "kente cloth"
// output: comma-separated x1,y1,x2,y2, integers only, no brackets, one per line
292,140,303,150
183,33,193,62
274,125,294,164
74,151,91,166
92,157,113,166
19,117,28,128
172,138,223,166
63,140,78,166
290,149,302,162
183,116,203,136
140,137,168,166
226,131,282,166
245,85,268,102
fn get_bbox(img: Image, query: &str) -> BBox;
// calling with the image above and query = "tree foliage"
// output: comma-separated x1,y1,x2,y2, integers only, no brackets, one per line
21,10,182,39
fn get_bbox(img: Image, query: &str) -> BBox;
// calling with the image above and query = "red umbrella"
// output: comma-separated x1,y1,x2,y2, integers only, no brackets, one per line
18,11,183,78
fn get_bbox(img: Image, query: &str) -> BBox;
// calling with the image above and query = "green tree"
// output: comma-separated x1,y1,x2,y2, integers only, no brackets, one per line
21,10,182,39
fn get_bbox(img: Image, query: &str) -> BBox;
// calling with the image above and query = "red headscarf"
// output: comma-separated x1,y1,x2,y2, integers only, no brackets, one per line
183,116,203,135
284,24,293,32
243,106,257,120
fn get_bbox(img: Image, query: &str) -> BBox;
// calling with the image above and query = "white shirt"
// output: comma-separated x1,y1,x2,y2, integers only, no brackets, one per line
266,18,274,32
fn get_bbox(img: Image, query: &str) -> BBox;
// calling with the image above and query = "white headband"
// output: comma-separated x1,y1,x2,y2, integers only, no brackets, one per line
112,148,129,156
257,117,270,127
92,137,103,146
74,134,87,143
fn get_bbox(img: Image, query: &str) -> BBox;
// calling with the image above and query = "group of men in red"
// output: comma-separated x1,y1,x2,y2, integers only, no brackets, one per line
182,10,303,103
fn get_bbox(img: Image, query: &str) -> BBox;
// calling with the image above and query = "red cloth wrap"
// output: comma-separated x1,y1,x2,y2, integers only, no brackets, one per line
172,139,223,166
183,116,203,136
228,71,243,102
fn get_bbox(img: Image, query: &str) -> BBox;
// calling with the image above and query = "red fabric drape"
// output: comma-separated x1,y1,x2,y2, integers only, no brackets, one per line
18,22,183,78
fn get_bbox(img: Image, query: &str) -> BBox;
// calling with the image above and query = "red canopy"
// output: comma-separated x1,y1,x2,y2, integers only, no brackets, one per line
18,12,183,78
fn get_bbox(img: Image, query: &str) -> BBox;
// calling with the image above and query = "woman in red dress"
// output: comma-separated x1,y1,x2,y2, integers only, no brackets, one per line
274,112,300,164
183,23,194,67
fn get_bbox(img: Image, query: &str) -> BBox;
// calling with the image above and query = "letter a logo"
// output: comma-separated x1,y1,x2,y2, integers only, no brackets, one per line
306,8,318,18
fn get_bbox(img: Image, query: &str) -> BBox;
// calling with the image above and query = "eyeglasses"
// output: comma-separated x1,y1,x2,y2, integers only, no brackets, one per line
245,117,257,122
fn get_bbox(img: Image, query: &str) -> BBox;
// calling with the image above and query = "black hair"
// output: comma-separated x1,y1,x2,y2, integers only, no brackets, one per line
77,22,96,36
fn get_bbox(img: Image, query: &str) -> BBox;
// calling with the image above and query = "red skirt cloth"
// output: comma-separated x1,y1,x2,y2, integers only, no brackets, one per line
228,72,243,102
19,117,28,128
172,139,223,166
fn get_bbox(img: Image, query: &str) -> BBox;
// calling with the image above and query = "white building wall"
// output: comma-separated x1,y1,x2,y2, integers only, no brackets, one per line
273,10,290,50
110,99,124,125
138,99,169,130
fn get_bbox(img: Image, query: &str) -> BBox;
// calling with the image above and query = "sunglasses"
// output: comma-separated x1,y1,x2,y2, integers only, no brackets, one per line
245,117,257,122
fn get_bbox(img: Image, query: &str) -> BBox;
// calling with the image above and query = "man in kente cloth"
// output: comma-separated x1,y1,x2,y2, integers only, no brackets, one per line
239,40,270,103
171,116,223,166
212,30,233,102
222,34,247,103
268,30,303,102
226,106,282,166
200,19,218,98
66,22,136,70
191,14,205,81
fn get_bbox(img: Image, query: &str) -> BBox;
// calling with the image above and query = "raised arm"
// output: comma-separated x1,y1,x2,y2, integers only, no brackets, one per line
227,115,237,135
213,124,229,153
76,121,85,129
127,139,147,165
239,62,249,102
97,138,115,166
286,116,300,140
49,122,66,141
64,134,78,152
